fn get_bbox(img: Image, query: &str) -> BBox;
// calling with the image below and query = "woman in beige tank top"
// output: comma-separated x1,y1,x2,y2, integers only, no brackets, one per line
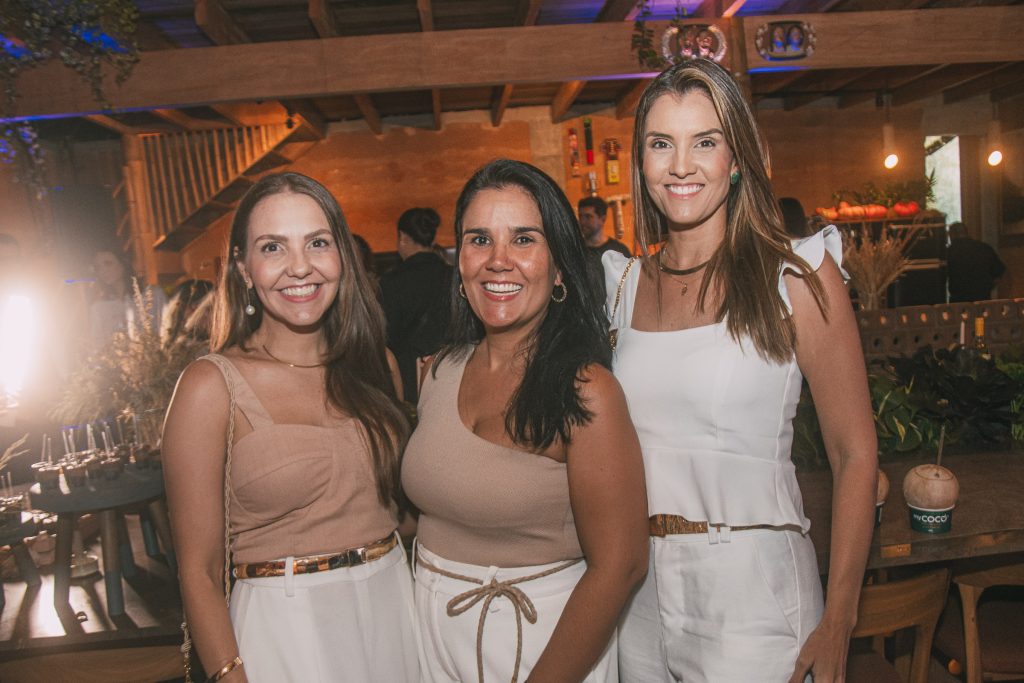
402,159,649,682
163,172,417,682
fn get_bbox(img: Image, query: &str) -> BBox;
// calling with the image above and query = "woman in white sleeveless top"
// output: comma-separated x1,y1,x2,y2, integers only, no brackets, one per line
607,61,877,682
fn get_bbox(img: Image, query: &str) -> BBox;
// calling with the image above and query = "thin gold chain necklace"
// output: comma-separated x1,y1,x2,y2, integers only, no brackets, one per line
261,344,325,369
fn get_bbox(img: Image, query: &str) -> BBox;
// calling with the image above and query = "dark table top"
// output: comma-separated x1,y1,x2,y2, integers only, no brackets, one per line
798,451,1024,574
28,467,165,514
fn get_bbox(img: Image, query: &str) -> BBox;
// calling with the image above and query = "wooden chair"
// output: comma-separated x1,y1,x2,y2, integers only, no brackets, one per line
846,568,950,683
949,559,1024,683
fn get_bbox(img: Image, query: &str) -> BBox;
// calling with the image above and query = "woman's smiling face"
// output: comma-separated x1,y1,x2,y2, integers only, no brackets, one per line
641,90,737,233
240,191,342,330
459,185,561,337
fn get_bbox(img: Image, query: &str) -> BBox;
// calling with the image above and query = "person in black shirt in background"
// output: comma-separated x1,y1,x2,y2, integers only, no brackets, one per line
579,196,632,258
380,208,452,403
947,221,1006,302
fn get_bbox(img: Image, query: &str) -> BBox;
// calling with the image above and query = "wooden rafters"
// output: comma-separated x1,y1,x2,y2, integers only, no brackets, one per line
86,115,137,136
722,0,748,18
514,0,543,27
780,69,875,110
551,81,586,123
417,0,434,32
944,64,1024,104
353,94,382,135
490,0,543,127
596,0,640,22
152,109,228,131
776,0,843,13
491,84,514,127
194,0,248,45
835,65,944,109
892,63,1009,107
12,8,1024,120
616,79,652,120
308,0,340,38
416,0,442,131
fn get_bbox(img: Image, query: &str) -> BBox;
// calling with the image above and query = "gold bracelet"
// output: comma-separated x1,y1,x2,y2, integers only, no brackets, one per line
207,656,243,682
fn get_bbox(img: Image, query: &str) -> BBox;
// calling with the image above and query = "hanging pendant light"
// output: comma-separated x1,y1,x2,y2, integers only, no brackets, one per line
881,93,898,169
987,116,1003,167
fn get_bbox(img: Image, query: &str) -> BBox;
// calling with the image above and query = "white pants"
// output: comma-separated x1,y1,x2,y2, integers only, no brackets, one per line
229,542,419,683
619,528,823,683
414,543,618,683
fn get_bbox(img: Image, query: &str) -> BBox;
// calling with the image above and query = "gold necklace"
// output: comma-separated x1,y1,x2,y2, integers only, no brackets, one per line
261,344,325,369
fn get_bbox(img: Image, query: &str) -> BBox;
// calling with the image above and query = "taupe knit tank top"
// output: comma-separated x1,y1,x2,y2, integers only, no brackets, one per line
402,350,583,568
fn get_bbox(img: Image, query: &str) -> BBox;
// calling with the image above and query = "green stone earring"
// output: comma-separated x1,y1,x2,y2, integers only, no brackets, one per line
730,170,741,186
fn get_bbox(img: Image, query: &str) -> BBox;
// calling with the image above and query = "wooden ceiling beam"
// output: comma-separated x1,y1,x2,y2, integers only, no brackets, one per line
308,0,340,38
943,64,1024,104
752,71,813,101
835,65,944,109
596,0,641,22
722,0,748,18
780,69,875,110
417,0,434,32
151,108,229,131
491,84,513,127
194,0,248,45
431,89,442,131
694,0,724,19
892,62,1007,107
353,94,382,134
85,114,137,136
992,78,1024,104
514,0,543,26
616,79,651,119
11,8,1024,120
551,80,586,122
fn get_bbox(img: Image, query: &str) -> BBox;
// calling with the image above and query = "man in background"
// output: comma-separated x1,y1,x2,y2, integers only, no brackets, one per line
578,197,631,258
947,221,1005,302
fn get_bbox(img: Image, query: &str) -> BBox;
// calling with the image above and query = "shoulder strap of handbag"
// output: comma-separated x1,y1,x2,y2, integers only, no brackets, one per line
609,257,637,351
182,359,237,683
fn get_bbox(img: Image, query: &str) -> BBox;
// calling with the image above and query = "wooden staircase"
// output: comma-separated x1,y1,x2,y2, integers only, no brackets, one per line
137,118,323,251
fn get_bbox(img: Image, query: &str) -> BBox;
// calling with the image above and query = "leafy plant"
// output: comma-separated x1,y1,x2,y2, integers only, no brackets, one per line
631,1,690,72
995,359,1024,443
833,173,937,208
54,281,205,431
885,346,1018,447
1,0,139,195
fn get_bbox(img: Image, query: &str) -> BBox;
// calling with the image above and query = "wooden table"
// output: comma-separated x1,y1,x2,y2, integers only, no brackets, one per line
0,514,41,611
29,467,173,617
798,451,1024,574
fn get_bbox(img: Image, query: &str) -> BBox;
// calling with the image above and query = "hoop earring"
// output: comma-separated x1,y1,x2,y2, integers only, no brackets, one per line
244,287,256,316
458,283,467,299
729,170,741,186
551,282,568,303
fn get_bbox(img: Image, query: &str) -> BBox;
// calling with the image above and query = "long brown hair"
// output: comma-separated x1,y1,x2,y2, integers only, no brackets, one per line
211,172,409,505
631,59,827,362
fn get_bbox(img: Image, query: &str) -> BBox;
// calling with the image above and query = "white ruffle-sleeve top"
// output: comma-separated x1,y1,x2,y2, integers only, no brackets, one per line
602,226,844,532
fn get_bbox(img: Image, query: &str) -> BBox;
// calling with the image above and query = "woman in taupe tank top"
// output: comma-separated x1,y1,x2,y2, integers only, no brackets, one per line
164,173,417,682
402,159,649,682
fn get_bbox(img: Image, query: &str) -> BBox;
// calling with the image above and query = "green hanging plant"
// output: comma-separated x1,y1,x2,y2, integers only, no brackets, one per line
0,0,140,196
631,1,690,72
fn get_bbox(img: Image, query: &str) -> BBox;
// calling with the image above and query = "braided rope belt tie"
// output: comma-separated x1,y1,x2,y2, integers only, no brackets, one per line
417,555,583,683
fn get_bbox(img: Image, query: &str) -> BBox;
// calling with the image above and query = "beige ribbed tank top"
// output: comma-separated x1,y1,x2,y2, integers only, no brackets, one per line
402,350,583,568
202,354,397,564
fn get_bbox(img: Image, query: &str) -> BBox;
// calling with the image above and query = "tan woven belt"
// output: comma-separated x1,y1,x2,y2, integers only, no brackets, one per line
648,514,775,537
417,554,583,683
233,532,398,579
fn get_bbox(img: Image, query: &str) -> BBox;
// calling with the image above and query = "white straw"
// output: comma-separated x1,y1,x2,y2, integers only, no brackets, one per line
101,430,112,454
46,435,53,463
86,423,96,451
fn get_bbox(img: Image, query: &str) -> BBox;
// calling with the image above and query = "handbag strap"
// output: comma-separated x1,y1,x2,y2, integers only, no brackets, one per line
609,257,637,350
182,355,238,683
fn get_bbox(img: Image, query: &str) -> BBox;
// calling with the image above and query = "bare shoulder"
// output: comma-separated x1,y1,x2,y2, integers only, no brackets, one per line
577,364,628,413
172,357,229,405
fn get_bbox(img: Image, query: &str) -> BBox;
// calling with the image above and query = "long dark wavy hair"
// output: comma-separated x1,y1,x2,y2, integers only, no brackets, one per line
631,59,827,362
435,159,611,450
211,172,409,505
